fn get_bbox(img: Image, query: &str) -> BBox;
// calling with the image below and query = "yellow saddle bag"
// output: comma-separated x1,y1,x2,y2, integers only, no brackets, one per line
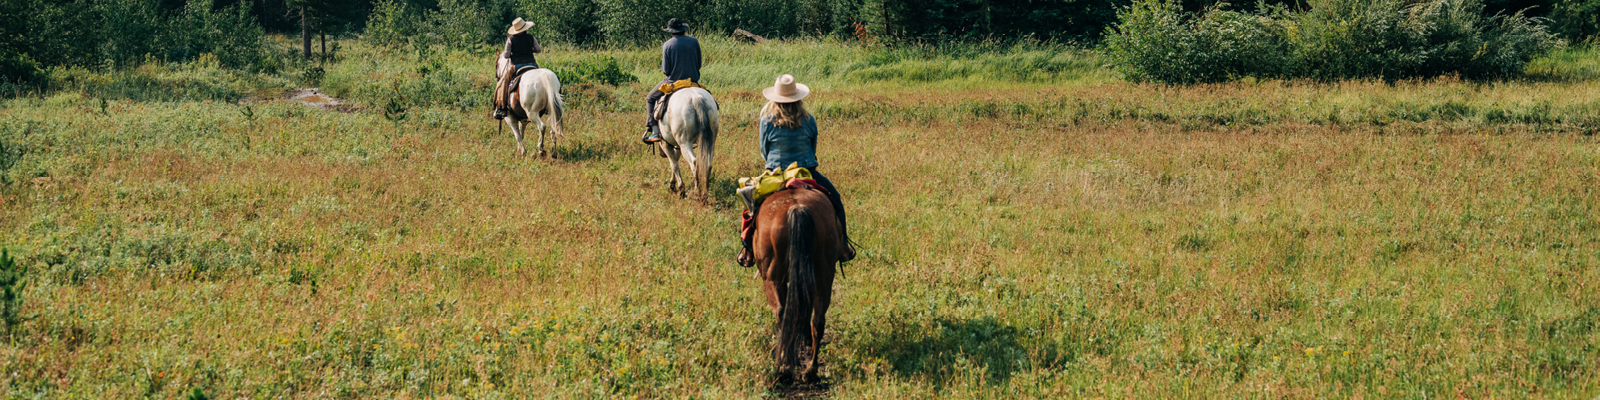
737,162,812,210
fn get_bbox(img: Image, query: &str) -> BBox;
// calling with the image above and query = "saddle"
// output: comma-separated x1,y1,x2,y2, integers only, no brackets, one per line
507,66,541,96
499,66,543,120
654,79,708,121
737,164,832,248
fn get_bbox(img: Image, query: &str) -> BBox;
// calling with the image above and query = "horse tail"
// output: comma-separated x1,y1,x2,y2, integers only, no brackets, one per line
778,205,817,371
693,95,717,198
546,72,566,139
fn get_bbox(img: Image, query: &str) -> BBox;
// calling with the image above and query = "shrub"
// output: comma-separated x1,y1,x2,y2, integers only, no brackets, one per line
704,0,802,39
364,0,419,47
1103,0,1564,83
1548,0,1600,42
1101,0,1293,83
593,0,699,46
426,0,501,50
1292,0,1561,80
0,249,26,338
518,0,604,46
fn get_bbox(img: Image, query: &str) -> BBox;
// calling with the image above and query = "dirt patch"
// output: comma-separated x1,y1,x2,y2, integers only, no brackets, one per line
284,88,358,112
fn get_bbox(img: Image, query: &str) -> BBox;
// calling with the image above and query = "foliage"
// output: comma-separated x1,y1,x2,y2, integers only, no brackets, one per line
552,57,639,86
517,0,605,46
1547,0,1600,42
363,0,419,47
0,0,270,76
1101,0,1294,83
427,0,502,49
0,249,25,338
1103,0,1566,83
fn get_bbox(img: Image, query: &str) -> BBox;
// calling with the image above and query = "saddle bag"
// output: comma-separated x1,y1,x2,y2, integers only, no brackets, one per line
736,162,813,212
654,79,708,121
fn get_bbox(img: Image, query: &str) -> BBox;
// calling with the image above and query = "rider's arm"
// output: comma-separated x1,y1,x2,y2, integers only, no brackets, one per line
530,35,543,53
807,116,818,154
502,37,513,59
661,40,673,77
759,117,773,164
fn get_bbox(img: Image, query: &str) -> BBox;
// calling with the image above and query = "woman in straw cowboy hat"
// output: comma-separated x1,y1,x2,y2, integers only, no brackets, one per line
494,18,543,119
737,74,856,266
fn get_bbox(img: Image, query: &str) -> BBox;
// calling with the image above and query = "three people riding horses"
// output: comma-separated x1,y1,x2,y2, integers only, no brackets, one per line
490,17,852,266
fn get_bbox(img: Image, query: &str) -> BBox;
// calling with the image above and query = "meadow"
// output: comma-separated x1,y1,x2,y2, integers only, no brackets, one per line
1,36,1598,398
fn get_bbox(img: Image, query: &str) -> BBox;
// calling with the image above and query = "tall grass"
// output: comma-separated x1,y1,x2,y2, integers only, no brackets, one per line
1,37,1597,398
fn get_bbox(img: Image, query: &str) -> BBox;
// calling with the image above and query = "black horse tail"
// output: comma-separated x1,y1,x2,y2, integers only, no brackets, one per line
779,205,817,371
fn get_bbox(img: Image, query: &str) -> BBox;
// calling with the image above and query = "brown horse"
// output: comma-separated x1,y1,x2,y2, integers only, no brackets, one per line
753,188,844,383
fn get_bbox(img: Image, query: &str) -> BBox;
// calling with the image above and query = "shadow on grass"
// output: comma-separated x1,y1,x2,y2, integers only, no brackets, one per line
854,316,1036,385
708,174,741,210
550,136,628,162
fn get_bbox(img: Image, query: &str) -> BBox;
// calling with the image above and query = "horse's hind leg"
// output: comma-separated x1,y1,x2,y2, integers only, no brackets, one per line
531,116,548,158
507,120,527,156
662,146,684,195
803,265,835,383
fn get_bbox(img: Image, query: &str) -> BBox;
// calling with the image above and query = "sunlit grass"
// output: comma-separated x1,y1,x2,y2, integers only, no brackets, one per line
0,36,1597,398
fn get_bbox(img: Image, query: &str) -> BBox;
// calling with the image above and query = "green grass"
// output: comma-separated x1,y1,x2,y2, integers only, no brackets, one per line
0,36,1597,398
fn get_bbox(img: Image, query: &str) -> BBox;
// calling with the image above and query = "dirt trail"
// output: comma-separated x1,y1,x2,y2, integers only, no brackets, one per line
283,88,350,111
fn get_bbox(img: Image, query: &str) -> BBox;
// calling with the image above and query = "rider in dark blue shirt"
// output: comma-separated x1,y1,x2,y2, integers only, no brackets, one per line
642,18,702,143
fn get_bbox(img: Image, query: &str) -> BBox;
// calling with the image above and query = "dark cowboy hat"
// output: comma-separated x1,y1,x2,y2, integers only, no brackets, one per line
662,18,689,34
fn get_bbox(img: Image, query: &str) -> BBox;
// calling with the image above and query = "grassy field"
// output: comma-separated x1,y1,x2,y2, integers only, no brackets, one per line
1,36,1597,398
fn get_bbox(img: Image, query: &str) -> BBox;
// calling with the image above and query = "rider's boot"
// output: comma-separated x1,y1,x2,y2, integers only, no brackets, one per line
841,238,856,262
642,125,663,144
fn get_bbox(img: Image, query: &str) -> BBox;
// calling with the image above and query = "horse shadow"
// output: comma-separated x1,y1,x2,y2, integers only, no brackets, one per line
548,135,627,162
707,174,742,209
851,316,1038,386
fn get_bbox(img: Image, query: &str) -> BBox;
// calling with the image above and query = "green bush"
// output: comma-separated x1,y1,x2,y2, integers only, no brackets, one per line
517,0,605,46
0,249,26,338
1548,0,1600,42
593,0,699,46
1292,0,1561,80
1101,1,1293,83
364,0,419,47
427,0,501,50
1103,0,1565,83
553,57,638,86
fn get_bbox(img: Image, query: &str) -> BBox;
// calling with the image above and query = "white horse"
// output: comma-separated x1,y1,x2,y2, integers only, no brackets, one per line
655,87,719,200
496,57,565,157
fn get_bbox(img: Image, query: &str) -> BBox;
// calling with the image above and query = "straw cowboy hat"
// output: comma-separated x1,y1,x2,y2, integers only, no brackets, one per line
762,74,810,103
662,18,689,34
507,18,533,35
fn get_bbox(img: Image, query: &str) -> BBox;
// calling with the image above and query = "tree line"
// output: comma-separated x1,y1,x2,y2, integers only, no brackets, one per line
0,0,1595,85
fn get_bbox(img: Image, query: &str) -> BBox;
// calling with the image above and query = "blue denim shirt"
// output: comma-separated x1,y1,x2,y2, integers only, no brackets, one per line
759,115,818,170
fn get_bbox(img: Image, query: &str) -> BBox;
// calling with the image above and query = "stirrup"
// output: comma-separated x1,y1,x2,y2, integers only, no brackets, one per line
493,108,508,120
736,247,754,267
642,128,662,144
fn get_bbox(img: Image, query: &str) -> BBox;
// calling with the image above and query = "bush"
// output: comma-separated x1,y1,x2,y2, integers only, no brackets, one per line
552,56,638,86
0,249,26,338
517,0,605,46
427,0,501,50
1101,0,1293,83
364,0,419,47
593,0,699,46
1103,0,1565,83
1548,0,1600,42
